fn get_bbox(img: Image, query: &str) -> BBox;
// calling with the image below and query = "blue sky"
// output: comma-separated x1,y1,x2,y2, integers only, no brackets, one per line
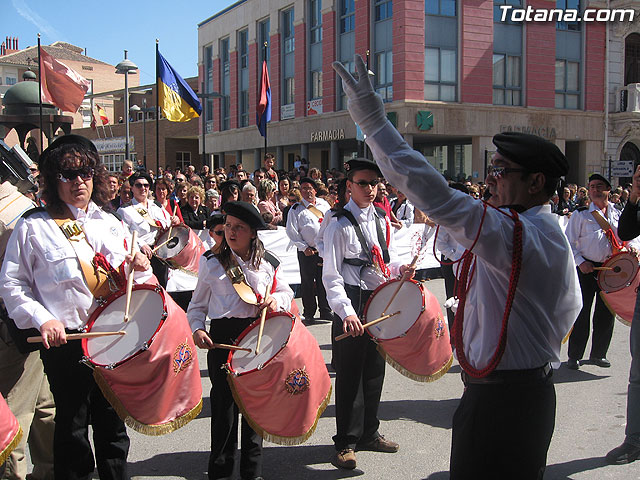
4,0,238,85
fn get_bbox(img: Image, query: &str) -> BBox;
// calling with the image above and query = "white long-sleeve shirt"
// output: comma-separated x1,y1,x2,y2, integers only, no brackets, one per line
117,198,171,248
0,202,152,331
187,250,294,333
565,202,640,265
366,121,582,370
322,199,402,321
285,197,330,251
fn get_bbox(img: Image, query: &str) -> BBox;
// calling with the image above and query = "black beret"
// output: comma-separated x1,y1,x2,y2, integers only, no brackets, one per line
299,177,318,189
223,201,267,231
208,213,225,229
44,134,98,155
344,158,382,176
492,132,568,178
588,173,611,189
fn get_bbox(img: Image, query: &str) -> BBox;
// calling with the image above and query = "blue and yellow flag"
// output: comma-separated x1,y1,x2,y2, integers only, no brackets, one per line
157,51,202,122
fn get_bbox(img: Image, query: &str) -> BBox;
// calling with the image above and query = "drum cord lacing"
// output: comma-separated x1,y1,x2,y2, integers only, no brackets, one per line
443,202,524,378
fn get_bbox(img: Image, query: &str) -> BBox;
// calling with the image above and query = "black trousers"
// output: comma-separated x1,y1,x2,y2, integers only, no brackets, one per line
168,290,193,313
568,265,615,360
450,372,556,479
207,318,262,480
40,341,129,480
297,251,331,319
150,255,169,288
332,285,385,451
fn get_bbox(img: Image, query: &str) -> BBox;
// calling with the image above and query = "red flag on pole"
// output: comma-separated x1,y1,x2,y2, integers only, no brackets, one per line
90,112,97,131
39,47,90,112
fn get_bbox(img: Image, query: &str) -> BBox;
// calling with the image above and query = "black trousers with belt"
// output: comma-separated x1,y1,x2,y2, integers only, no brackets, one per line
568,263,615,361
450,367,556,480
40,340,129,480
297,251,331,320
207,317,262,480
332,285,386,451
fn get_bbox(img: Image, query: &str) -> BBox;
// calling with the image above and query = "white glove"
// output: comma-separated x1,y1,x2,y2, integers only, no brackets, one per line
332,55,388,137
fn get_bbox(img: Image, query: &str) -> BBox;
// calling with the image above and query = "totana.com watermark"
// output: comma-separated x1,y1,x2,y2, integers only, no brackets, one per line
499,5,635,23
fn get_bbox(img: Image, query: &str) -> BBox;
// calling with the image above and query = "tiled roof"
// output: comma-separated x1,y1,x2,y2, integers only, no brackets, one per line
0,43,111,67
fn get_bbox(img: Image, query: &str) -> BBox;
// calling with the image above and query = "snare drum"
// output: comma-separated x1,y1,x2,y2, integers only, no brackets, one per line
597,251,640,293
601,268,640,326
82,284,202,435
0,396,21,467
364,279,453,382
155,225,205,274
226,312,331,445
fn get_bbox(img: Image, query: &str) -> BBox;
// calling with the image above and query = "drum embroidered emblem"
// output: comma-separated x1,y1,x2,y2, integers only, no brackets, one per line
173,341,193,374
435,316,445,339
284,368,310,395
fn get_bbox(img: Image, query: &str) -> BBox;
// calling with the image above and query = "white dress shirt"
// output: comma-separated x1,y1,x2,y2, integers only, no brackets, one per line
117,198,171,248
315,208,338,258
322,199,402,321
187,250,294,333
394,199,415,229
285,197,331,251
565,202,640,265
0,202,152,331
435,226,466,263
366,121,582,370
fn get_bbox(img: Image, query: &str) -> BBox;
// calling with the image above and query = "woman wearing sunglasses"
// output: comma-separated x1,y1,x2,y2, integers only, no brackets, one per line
0,135,152,480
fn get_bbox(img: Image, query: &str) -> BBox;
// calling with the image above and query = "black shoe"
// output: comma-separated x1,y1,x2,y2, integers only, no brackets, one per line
567,359,580,370
319,310,334,320
590,357,611,368
606,442,640,464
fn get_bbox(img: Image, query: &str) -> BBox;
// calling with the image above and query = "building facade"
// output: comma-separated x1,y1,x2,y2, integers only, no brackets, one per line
198,0,607,185
606,1,640,187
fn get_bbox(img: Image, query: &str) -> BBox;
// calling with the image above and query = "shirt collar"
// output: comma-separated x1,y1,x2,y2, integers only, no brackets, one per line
66,201,98,220
346,198,375,220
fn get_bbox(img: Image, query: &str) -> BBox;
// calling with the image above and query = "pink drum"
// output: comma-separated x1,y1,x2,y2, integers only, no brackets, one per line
82,284,202,435
155,225,205,274
0,395,21,467
226,312,331,445
364,279,453,382
597,251,639,293
601,270,640,326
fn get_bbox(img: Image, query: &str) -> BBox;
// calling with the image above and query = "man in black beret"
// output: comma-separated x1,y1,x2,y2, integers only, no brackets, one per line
285,176,332,324
565,172,637,371
334,54,582,478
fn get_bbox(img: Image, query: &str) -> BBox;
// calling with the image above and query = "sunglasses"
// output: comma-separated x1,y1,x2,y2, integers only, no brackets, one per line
487,165,526,178
134,183,150,189
57,167,94,182
352,179,379,188
212,230,224,237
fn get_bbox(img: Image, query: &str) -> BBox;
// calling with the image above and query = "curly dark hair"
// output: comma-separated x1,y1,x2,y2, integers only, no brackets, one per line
39,143,110,213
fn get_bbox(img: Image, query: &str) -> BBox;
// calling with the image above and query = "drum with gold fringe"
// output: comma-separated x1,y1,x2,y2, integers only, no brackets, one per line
82,284,202,435
0,395,22,467
225,312,331,445
364,278,453,382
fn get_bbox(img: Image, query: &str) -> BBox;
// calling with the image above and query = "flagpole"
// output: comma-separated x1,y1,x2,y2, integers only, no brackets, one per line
155,39,160,174
37,34,44,152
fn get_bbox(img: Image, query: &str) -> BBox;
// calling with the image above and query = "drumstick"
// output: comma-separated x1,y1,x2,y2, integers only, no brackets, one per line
212,343,252,353
593,266,622,272
123,231,138,323
151,235,177,253
27,331,126,343
335,311,401,341
381,253,420,316
255,280,272,355
166,202,178,242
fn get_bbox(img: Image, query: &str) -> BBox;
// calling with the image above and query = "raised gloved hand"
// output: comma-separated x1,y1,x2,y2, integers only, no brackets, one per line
332,55,388,137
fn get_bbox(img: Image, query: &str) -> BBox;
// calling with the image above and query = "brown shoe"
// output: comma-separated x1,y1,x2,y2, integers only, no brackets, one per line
358,435,399,453
333,448,356,469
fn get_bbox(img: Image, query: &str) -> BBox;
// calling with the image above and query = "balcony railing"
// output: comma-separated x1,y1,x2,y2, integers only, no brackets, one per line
617,83,640,113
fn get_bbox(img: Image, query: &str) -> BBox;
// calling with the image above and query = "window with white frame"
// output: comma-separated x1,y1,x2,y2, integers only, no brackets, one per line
176,152,191,171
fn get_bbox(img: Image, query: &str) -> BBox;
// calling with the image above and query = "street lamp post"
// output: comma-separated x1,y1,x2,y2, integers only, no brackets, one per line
130,99,149,170
116,50,138,163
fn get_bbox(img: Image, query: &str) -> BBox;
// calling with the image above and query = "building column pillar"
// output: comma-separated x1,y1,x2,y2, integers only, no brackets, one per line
330,141,340,170
276,146,284,170
472,136,494,181
300,143,309,163
447,145,456,180
236,150,243,168
254,149,262,172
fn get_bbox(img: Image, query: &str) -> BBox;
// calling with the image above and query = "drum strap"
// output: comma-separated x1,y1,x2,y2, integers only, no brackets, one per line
591,210,625,254
339,209,390,264
224,254,259,305
47,205,123,299
136,205,163,229
307,204,324,219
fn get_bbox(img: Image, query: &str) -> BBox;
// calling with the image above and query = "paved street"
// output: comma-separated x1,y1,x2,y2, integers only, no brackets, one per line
87,278,638,479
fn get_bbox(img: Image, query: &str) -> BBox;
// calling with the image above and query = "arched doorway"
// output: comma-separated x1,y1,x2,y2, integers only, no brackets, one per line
619,141,640,186
625,33,640,85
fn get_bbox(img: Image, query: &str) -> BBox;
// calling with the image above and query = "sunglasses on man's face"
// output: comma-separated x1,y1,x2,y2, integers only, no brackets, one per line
57,167,94,182
352,179,379,188
211,229,225,236
134,182,150,189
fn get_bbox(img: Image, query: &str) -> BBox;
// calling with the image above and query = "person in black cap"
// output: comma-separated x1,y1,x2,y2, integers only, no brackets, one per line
333,55,582,479
285,176,332,323
187,201,293,480
565,173,639,370
322,157,415,470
